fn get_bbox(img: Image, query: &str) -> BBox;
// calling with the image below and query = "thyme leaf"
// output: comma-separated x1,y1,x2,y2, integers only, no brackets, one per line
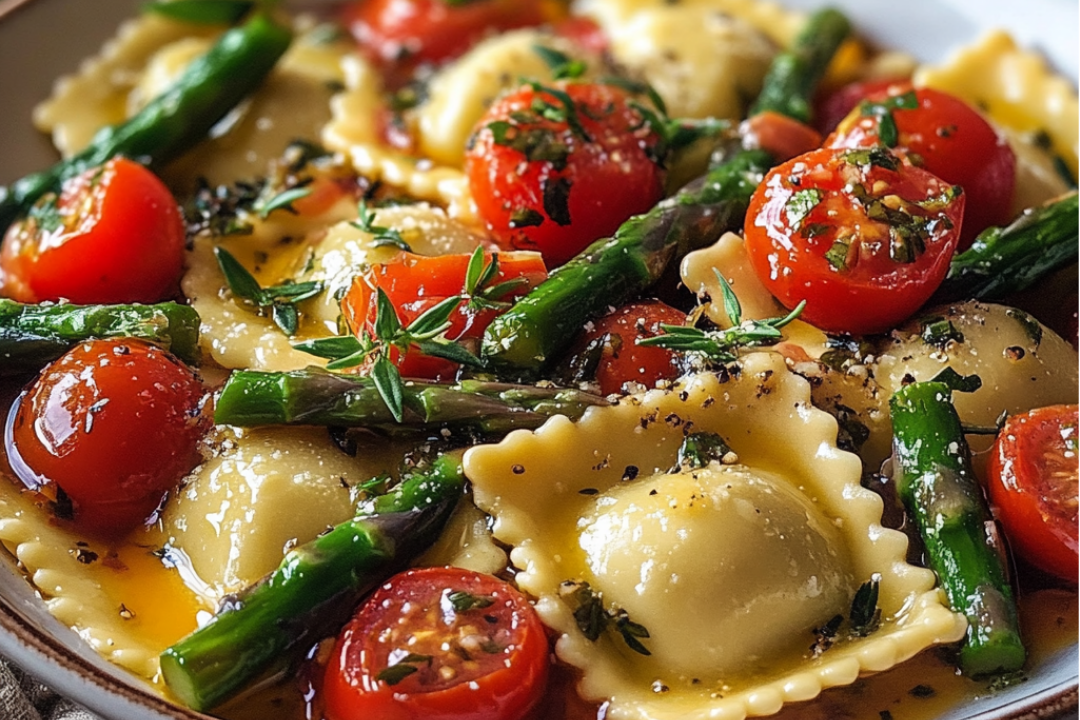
560,580,651,655
215,247,322,336
352,199,412,251
447,590,496,612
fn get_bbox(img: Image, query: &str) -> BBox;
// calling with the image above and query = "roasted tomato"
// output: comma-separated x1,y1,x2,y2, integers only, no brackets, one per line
466,81,667,267
987,405,1078,583
4,339,209,539
744,146,964,335
0,157,186,304
341,250,547,380
342,0,547,87
826,85,1015,249
569,300,686,395
322,566,550,720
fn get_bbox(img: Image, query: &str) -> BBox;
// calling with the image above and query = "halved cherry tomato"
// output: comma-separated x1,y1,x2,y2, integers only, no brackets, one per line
4,339,209,539
466,81,666,267
826,86,1015,249
342,0,548,87
0,157,186,304
341,251,547,380
570,300,686,395
741,110,824,163
744,146,964,335
322,566,550,720
987,405,1078,584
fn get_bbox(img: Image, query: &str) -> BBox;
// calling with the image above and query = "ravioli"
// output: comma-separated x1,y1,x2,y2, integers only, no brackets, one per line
465,353,965,719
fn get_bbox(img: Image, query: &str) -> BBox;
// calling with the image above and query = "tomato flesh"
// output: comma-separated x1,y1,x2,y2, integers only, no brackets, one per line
4,339,209,539
987,405,1078,583
466,81,666,268
826,86,1015,249
341,251,547,380
0,157,186,304
343,0,547,87
572,300,686,395
744,146,964,335
322,566,550,720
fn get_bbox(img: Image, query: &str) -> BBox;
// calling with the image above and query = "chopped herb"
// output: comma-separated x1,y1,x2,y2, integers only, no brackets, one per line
824,239,851,271
859,90,918,148
676,432,733,470
509,207,545,228
447,590,495,612
810,614,843,657
486,120,571,169
909,684,936,698
785,188,823,229
843,146,900,171
524,80,592,142
929,366,982,394
834,404,871,453
542,177,573,226
215,247,322,336
559,580,651,655
801,222,830,239
533,44,587,80
1005,308,1043,348
850,574,881,636
919,316,965,348
376,653,433,686
27,194,64,233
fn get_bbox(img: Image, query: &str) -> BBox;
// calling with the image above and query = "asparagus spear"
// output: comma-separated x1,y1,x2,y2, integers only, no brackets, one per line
749,8,853,123
161,453,467,711
0,13,292,235
480,8,850,379
213,369,608,433
890,379,1025,676
933,192,1078,304
0,299,200,372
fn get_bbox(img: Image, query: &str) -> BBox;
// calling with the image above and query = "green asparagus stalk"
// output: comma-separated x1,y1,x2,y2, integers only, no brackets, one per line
0,13,292,235
161,453,467,711
890,380,1025,676
0,299,200,372
749,8,853,123
480,8,850,379
933,192,1078,304
213,368,609,433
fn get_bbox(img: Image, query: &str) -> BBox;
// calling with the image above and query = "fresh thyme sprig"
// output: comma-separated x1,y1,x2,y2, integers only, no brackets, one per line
352,199,412,251
292,288,482,421
215,247,322,336
637,269,804,362
462,245,529,312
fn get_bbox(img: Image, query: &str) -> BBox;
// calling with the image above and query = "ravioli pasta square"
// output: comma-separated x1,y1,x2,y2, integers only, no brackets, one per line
465,353,966,720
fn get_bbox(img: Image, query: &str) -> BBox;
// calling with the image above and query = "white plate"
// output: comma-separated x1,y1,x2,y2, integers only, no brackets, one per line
0,2,1075,719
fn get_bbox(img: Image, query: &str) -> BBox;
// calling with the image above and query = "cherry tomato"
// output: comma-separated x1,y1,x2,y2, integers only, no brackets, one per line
341,251,547,380
0,157,186,305
342,0,547,87
466,81,666,267
551,16,608,54
987,405,1078,583
812,77,908,135
741,110,824,163
826,86,1015,249
4,339,209,539
570,300,686,395
322,566,550,720
744,146,964,335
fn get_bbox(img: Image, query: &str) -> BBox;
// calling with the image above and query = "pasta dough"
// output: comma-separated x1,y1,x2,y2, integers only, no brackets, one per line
465,353,965,720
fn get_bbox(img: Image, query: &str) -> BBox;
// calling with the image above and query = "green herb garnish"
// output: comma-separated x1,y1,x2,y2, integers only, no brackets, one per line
376,653,432,686
352,199,412,251
215,247,322,336
447,590,496,612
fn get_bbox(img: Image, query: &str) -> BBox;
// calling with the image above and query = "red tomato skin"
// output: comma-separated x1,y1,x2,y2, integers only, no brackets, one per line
4,340,209,539
812,77,909,135
987,405,1078,584
578,300,686,395
0,158,185,305
466,82,666,268
341,251,547,380
322,567,550,720
826,86,1015,249
744,146,964,335
741,111,824,163
343,0,546,86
